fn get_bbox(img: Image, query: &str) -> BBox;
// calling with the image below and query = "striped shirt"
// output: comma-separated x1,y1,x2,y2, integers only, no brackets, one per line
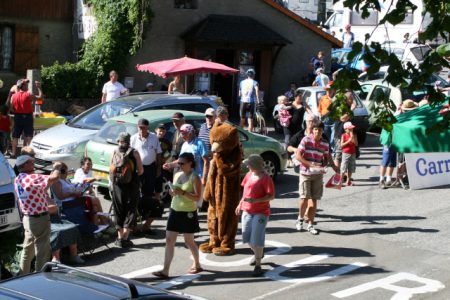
198,123,212,155
298,134,329,175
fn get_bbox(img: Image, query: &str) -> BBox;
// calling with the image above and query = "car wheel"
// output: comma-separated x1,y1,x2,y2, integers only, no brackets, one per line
261,153,279,181
161,176,171,203
357,131,367,145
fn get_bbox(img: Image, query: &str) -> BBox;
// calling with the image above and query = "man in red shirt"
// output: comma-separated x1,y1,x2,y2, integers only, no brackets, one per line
10,79,43,158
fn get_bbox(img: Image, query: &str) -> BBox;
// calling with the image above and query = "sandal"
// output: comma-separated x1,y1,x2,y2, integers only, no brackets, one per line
188,267,204,274
152,271,169,279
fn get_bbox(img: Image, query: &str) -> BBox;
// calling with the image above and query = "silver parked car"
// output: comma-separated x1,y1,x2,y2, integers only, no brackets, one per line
0,152,21,233
31,93,219,172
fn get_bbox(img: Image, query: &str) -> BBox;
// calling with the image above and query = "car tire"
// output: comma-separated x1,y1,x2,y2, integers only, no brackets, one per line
261,153,279,181
161,175,171,203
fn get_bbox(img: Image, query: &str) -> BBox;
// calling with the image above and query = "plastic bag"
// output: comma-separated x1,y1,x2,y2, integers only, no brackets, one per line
325,173,342,190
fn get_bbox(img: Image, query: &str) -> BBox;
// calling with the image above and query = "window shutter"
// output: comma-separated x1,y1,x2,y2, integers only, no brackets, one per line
14,26,39,75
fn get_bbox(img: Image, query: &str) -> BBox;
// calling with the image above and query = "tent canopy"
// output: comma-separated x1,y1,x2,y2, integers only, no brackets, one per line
380,101,450,153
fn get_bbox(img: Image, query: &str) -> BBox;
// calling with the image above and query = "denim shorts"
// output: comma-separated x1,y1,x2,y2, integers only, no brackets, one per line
241,212,268,247
381,145,397,167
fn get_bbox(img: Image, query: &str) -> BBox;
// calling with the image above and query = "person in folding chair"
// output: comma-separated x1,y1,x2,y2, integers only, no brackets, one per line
51,162,109,233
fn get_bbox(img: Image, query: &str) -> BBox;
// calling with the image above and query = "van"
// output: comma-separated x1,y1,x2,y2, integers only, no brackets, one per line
0,153,21,233
323,0,424,44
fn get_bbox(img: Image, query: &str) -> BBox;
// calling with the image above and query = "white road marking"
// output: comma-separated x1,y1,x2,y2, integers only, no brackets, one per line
154,274,201,289
198,240,292,267
120,265,163,279
250,259,367,300
332,272,446,299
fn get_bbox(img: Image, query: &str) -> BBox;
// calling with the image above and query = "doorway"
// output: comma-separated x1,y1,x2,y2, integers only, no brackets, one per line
214,49,236,116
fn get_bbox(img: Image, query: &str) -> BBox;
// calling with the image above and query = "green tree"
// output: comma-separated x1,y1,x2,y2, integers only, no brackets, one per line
41,0,152,99
330,0,450,131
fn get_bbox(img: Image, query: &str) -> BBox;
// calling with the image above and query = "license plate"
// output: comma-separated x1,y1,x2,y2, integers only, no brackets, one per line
0,215,7,225
93,171,109,180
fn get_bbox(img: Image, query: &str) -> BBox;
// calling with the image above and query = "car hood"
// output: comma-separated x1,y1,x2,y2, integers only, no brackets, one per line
32,124,98,148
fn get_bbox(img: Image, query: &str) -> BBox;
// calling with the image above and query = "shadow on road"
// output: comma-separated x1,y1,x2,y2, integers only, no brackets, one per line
321,226,439,236
318,214,426,224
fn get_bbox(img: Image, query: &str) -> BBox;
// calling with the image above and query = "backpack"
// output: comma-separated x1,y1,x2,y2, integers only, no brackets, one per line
279,108,292,127
110,148,135,184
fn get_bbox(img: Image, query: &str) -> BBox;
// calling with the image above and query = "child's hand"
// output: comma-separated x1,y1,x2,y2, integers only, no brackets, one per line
235,205,241,215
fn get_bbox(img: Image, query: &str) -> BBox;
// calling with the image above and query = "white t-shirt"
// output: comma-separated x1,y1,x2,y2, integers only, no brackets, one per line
102,81,126,102
73,168,93,184
130,132,162,166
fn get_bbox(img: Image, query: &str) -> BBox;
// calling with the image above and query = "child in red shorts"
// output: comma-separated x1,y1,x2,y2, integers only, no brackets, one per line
340,121,358,186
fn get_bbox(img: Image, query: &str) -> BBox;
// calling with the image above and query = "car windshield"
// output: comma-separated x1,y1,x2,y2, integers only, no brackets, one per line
68,100,140,130
410,46,431,61
93,121,138,144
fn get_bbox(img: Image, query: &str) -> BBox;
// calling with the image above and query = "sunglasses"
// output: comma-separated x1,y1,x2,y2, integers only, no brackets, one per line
138,126,148,130
205,115,214,119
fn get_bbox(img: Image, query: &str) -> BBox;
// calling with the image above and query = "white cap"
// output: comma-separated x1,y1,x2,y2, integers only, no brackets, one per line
343,122,355,129
204,107,216,116
16,155,34,166
180,123,194,133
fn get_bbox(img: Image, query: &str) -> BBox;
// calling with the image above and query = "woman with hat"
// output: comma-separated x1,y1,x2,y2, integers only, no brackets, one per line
235,154,275,277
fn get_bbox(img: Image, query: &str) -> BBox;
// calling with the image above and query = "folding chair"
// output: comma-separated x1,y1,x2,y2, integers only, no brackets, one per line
61,198,112,256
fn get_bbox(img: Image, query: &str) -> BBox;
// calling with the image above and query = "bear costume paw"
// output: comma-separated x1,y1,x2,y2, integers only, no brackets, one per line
199,243,215,253
212,247,236,256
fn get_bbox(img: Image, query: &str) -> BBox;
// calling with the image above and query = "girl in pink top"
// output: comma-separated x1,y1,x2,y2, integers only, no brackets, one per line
235,154,275,277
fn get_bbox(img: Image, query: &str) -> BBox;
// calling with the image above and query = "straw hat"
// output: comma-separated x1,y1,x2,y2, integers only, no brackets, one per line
401,99,418,111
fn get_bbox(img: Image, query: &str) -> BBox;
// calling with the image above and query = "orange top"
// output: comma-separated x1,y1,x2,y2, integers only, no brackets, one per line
318,94,332,117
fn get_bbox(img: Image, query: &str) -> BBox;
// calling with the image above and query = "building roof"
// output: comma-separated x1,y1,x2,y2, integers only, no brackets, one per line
262,0,343,48
181,14,291,46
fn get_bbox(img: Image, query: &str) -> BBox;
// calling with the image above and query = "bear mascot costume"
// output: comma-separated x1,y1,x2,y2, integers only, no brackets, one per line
200,122,241,255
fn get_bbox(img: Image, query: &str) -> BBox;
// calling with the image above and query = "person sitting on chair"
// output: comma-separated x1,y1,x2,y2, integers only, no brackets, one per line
47,201,84,265
51,162,106,226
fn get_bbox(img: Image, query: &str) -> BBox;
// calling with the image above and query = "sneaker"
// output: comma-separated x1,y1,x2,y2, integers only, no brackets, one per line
70,255,85,264
385,180,393,187
295,219,304,231
307,225,318,235
252,265,264,277
114,238,123,248
122,239,134,248
379,180,386,189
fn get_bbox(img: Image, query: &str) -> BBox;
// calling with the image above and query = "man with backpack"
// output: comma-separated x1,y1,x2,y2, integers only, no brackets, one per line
109,132,144,248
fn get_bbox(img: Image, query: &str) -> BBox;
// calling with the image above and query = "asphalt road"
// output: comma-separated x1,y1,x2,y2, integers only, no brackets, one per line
48,132,450,299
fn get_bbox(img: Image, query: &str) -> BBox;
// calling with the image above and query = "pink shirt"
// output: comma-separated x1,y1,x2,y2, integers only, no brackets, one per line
15,173,50,215
298,134,329,175
240,172,275,216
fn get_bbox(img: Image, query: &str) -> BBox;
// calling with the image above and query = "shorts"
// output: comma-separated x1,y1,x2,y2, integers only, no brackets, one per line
299,173,324,200
341,153,356,173
12,114,34,138
240,102,255,118
381,145,397,167
333,137,342,161
166,209,200,234
241,212,268,247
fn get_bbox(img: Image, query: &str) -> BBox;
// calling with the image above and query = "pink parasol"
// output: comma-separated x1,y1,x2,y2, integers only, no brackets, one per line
136,56,239,78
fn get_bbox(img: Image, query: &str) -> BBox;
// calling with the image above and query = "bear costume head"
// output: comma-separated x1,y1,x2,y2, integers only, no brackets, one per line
210,122,240,154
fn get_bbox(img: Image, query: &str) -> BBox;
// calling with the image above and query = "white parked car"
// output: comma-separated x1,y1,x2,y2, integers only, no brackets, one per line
31,94,219,172
0,153,21,233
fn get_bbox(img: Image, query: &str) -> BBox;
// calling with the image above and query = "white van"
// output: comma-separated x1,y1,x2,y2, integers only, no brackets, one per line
0,153,21,233
323,0,424,44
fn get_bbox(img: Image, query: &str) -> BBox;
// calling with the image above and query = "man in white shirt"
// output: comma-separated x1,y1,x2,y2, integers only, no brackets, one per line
101,70,129,103
130,118,162,235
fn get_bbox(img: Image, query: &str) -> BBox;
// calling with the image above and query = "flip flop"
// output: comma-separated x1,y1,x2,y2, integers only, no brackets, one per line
152,271,169,279
188,267,204,274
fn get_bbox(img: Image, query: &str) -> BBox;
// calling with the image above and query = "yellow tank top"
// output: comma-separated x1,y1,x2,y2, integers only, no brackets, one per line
171,171,197,212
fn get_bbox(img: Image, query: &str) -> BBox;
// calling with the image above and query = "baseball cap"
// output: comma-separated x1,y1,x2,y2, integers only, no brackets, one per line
16,78,29,88
205,107,215,117
16,155,34,167
343,121,355,130
246,68,255,76
172,112,185,120
117,132,131,143
216,106,229,116
180,123,194,133
156,123,166,129
137,118,150,126
243,154,264,172
315,68,324,75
